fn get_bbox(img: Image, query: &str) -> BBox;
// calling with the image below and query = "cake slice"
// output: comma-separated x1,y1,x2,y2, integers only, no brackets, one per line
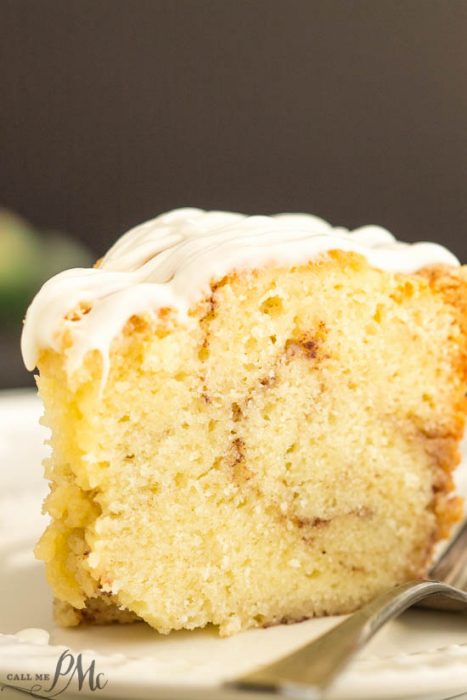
22,209,467,636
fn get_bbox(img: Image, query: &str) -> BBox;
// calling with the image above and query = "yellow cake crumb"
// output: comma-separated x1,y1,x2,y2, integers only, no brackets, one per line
34,253,467,635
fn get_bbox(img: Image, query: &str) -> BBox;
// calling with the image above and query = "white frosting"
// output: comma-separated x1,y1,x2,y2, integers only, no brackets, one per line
21,207,460,375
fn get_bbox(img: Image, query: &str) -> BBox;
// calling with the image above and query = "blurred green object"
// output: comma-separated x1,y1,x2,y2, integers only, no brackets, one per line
0,209,93,327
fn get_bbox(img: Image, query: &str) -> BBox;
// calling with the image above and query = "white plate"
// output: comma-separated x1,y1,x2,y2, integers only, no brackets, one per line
1,389,467,700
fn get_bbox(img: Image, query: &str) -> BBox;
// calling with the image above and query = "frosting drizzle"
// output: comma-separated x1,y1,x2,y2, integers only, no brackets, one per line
21,208,460,374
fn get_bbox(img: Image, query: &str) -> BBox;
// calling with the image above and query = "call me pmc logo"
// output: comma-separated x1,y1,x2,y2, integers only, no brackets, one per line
1,649,108,697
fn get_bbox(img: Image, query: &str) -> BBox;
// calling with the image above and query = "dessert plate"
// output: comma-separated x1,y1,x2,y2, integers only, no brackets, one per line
1,389,467,700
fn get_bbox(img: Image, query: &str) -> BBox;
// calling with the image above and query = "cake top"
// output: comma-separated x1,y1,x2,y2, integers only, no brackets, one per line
21,208,459,374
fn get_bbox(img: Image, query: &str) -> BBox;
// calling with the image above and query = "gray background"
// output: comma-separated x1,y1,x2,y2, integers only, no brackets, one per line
1,0,467,259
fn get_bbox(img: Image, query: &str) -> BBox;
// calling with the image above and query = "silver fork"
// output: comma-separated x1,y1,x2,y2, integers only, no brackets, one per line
227,519,467,699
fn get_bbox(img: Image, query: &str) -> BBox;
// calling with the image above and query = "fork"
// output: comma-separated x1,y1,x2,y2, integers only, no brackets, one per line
227,519,467,699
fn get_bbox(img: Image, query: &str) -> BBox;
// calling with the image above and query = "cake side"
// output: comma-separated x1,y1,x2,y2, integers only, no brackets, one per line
417,264,467,538
34,252,467,635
